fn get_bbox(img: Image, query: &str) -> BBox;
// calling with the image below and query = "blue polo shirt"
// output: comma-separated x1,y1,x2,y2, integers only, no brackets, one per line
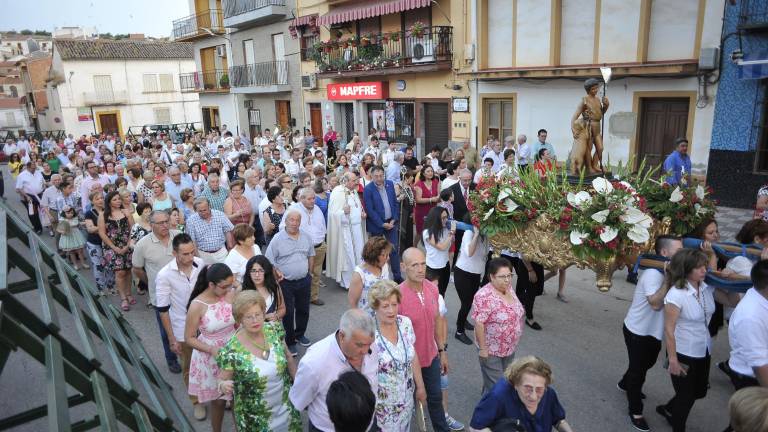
662,150,691,185
470,379,566,432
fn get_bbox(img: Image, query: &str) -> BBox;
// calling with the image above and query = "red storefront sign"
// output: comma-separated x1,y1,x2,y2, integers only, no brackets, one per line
327,82,388,100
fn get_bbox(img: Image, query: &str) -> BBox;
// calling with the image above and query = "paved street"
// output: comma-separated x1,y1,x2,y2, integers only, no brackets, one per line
0,166,751,431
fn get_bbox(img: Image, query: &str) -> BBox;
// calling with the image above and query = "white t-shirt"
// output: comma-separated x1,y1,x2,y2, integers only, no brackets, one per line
728,288,768,377
664,282,715,358
224,245,262,284
624,269,665,340
456,230,488,275
423,229,450,269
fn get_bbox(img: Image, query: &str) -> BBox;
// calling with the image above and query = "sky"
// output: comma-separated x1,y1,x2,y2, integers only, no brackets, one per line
2,0,191,38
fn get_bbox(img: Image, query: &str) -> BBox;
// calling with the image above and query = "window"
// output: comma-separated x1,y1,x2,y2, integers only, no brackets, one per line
300,28,319,61
154,107,171,124
143,74,158,93
483,99,514,144
159,74,174,92
243,39,255,65
366,101,414,143
5,112,15,126
143,74,174,93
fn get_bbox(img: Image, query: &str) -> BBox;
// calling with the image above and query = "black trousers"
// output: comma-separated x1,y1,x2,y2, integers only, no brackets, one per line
281,275,311,346
664,352,711,432
620,325,661,415
454,267,481,333
452,228,466,267
507,257,543,320
427,262,451,297
21,193,43,232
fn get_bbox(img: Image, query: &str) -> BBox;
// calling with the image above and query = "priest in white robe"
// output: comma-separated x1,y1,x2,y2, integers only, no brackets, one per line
326,172,367,289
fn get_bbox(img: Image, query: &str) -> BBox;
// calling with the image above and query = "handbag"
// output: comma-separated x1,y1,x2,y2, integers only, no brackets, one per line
414,401,427,432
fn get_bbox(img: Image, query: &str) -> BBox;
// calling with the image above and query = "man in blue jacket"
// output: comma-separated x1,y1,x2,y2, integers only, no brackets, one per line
662,137,691,186
363,165,402,282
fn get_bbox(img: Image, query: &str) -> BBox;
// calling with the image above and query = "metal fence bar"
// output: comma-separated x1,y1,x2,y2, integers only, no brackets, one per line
222,0,285,18
45,335,71,432
230,60,288,87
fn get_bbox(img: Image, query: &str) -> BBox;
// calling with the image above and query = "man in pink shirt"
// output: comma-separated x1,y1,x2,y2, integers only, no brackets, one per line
398,247,450,432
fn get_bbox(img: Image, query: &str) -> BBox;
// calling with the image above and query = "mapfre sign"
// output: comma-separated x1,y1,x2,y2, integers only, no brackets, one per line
327,82,388,100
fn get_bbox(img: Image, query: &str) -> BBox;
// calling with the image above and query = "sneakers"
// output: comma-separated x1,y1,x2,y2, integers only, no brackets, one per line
617,381,646,399
655,405,673,426
445,413,464,431
193,403,207,421
287,344,298,357
167,362,182,374
629,415,650,431
310,298,325,306
525,320,542,331
454,331,473,345
298,336,312,347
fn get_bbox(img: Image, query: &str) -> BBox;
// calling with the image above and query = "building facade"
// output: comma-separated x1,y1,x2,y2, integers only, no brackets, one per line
46,39,200,137
467,0,723,176
707,0,768,208
297,0,470,157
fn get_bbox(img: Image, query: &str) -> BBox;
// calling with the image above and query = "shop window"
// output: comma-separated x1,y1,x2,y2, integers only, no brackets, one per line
483,99,514,144
366,102,414,143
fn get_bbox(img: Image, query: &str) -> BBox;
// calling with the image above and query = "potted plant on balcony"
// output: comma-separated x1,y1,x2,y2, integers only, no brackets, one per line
409,21,426,38
219,73,229,88
360,33,371,46
391,30,401,42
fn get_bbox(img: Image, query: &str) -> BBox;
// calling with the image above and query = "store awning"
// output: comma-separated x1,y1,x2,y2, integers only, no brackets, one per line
292,14,318,28
738,51,768,79
317,0,432,26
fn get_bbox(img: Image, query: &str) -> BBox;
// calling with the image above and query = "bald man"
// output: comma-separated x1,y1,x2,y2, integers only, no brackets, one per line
398,248,450,431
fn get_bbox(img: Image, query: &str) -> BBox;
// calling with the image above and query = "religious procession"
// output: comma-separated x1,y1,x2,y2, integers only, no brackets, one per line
1,1,767,432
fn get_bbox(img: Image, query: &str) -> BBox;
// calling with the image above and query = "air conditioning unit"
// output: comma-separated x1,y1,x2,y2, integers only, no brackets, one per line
301,74,317,90
244,99,253,109
216,45,227,57
409,37,434,64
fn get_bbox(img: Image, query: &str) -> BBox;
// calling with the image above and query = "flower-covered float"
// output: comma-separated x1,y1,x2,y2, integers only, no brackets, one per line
468,162,717,291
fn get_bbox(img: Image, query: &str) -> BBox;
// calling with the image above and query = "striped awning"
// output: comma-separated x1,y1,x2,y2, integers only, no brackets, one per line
738,50,768,80
292,14,318,28
317,0,432,26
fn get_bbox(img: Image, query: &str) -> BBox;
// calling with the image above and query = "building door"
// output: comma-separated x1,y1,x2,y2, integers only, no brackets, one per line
275,100,291,130
341,103,354,145
200,47,217,89
424,102,449,152
202,106,220,132
98,112,119,135
637,98,690,169
310,103,322,138
248,109,261,141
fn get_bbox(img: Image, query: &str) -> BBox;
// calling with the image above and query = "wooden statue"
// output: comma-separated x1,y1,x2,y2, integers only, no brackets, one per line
571,78,609,174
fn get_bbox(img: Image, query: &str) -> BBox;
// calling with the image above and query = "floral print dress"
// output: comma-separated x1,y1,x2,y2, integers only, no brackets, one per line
188,297,236,403
374,315,417,432
216,322,301,432
102,216,132,271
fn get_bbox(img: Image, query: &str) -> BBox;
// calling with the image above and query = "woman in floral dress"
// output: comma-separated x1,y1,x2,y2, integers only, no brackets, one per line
98,191,134,311
368,280,426,431
185,263,237,432
217,290,301,432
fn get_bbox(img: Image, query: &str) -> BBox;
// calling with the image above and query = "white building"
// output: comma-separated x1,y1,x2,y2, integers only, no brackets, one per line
53,27,98,40
0,97,33,134
468,0,724,176
46,39,201,137
0,35,52,58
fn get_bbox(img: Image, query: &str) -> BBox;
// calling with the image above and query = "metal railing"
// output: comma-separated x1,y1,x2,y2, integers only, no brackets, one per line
310,26,453,74
0,201,195,431
223,0,286,18
230,60,289,87
126,122,203,144
180,69,231,92
172,8,224,40
82,90,128,106
739,0,768,30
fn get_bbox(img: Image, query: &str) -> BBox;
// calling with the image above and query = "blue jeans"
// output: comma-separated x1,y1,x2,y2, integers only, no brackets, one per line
421,355,449,432
154,307,179,366
281,275,311,345
384,225,402,282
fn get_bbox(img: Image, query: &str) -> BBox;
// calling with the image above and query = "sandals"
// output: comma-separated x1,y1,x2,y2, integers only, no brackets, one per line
121,299,130,311
136,288,147,295
127,296,137,305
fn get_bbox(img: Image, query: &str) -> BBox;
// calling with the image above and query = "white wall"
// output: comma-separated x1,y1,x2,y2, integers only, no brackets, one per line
474,77,716,175
516,0,552,67
487,0,514,68
0,107,32,130
561,0,596,65
200,92,240,132
647,0,699,61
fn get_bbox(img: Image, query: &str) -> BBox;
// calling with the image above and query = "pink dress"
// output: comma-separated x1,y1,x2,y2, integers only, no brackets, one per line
413,179,439,237
188,298,236,403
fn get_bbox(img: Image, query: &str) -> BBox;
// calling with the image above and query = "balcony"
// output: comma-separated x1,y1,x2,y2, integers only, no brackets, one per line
229,60,290,94
172,9,225,41
222,0,287,29
82,90,128,106
739,0,768,31
180,69,231,93
310,26,453,78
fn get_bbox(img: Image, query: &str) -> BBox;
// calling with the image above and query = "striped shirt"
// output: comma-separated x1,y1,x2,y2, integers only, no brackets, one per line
185,209,233,252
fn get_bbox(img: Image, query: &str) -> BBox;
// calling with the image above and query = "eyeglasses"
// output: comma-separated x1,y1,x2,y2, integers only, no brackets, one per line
151,220,170,225
249,268,265,274
241,313,264,322
494,274,514,280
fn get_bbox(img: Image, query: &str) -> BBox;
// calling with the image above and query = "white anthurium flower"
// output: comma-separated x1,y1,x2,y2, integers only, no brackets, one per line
627,224,650,243
694,203,710,216
620,181,635,192
483,207,495,220
591,209,610,223
592,177,614,194
622,207,653,229
600,226,619,243
669,186,684,203
695,184,706,200
498,188,512,202
570,230,589,245
567,191,592,208
502,198,519,213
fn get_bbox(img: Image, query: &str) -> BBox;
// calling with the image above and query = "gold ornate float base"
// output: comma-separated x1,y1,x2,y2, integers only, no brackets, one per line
488,216,671,292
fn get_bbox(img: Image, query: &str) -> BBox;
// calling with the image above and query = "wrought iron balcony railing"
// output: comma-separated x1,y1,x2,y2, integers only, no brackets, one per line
230,60,288,88
172,9,225,40
222,0,286,18
179,69,231,92
309,26,453,75
82,90,128,106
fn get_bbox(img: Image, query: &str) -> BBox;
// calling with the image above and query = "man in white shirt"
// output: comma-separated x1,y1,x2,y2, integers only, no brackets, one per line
381,141,399,168
618,235,682,431
364,136,381,162
285,148,303,181
16,135,30,154
290,309,378,432
727,259,768,389
486,139,504,172
281,187,327,306
79,160,109,212
15,161,46,233
516,134,531,170
3,139,18,155
155,234,207,420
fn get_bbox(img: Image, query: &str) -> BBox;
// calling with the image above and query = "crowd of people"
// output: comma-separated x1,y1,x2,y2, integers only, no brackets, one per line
3,126,767,432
